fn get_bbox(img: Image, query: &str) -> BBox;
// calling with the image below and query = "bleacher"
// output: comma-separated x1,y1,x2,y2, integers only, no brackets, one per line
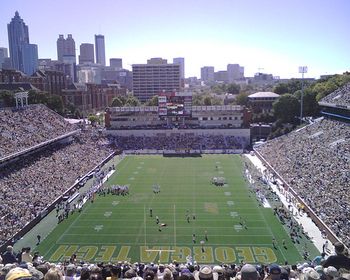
0,105,114,247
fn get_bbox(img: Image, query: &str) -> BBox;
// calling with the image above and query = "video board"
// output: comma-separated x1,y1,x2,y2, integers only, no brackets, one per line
158,92,192,117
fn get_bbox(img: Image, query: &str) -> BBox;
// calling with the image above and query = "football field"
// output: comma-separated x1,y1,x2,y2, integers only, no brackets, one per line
38,155,318,264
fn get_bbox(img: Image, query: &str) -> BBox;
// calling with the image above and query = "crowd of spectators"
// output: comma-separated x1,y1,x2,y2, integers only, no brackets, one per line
0,129,114,245
0,105,115,245
0,105,77,159
0,242,350,280
255,118,350,248
320,83,350,107
110,134,248,151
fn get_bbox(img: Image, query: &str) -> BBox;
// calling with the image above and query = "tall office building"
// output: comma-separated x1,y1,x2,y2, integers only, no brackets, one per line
21,43,38,76
56,34,76,81
201,66,215,83
110,58,122,69
227,64,244,82
79,43,94,64
95,34,106,66
7,11,38,75
57,34,76,62
0,48,9,69
173,57,185,79
132,58,181,102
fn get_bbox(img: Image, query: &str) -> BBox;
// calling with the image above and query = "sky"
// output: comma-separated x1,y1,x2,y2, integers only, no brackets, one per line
0,0,349,79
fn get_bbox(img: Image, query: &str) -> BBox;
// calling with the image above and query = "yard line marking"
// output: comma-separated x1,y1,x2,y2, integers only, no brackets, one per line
60,233,273,237
94,225,104,231
104,211,112,217
57,241,276,246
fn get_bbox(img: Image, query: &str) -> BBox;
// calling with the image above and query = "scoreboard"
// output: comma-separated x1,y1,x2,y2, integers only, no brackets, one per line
158,92,192,117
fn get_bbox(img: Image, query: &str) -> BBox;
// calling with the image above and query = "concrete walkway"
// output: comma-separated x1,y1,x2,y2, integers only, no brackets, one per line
245,153,331,255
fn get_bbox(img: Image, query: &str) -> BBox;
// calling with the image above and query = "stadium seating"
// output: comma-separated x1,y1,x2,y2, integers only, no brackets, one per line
110,134,247,150
320,82,350,107
255,118,350,248
0,105,114,245
0,105,77,159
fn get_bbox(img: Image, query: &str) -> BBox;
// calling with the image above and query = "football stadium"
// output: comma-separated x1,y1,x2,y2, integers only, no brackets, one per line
1,88,350,279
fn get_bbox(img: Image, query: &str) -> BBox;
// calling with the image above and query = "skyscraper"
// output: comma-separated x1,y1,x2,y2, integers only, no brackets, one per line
201,66,215,83
57,34,76,62
95,34,106,66
173,57,185,79
7,11,38,75
56,34,76,82
110,58,122,69
0,48,9,69
79,43,94,64
227,64,244,82
132,58,181,102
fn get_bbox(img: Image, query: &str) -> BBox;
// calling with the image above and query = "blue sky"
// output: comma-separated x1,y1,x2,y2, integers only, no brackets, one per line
0,0,349,78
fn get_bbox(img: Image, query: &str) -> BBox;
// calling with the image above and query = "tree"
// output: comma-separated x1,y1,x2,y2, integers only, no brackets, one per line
46,94,64,114
88,114,99,125
124,95,140,107
203,95,212,105
211,84,227,94
192,93,204,105
145,95,158,106
0,90,15,107
294,90,319,117
226,83,240,95
28,90,48,105
273,94,300,123
273,83,289,95
235,92,250,106
111,96,124,107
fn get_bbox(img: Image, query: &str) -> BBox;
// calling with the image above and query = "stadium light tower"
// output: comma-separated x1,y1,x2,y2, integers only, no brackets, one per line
299,66,308,124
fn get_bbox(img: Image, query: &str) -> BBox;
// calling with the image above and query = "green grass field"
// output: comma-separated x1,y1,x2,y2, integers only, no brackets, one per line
37,155,318,264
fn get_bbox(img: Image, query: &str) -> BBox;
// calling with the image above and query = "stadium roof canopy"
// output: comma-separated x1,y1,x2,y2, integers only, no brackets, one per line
248,91,279,98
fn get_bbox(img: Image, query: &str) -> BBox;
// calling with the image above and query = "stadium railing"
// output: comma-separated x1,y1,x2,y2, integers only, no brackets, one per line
0,130,80,166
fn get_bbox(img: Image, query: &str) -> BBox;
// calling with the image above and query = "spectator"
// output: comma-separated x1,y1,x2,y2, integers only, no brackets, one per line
265,264,281,280
1,247,17,265
322,242,350,271
5,267,32,280
240,264,259,280
21,248,32,264
44,268,64,280
256,118,350,248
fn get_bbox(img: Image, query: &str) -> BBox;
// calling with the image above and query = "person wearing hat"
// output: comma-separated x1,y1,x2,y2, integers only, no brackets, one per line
323,266,339,280
240,264,259,280
265,264,281,280
302,268,320,280
195,266,216,280
322,242,350,270
5,267,33,280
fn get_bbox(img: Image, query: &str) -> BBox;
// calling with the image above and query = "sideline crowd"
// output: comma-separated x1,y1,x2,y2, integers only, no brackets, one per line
255,118,350,248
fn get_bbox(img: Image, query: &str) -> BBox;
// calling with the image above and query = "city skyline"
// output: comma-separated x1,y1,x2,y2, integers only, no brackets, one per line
0,0,349,79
